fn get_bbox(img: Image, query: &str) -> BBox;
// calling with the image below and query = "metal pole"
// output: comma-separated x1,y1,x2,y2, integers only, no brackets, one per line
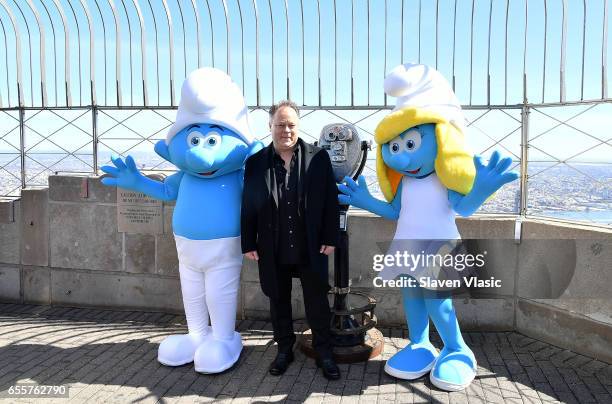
520,105,530,216
19,106,25,189
92,105,98,176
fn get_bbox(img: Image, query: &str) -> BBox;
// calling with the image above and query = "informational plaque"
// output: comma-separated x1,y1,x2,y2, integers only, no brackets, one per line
117,189,163,234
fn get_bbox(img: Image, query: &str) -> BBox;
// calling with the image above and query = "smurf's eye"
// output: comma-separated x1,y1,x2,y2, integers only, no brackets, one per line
187,132,202,147
403,130,422,153
391,143,400,153
202,132,222,148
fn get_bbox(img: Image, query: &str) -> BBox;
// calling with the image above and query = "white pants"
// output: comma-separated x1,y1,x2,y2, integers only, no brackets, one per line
174,234,242,340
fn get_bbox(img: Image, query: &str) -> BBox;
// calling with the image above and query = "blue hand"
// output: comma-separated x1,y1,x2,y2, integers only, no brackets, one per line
337,175,374,208
472,150,518,197
101,155,144,190
338,175,401,220
449,150,518,217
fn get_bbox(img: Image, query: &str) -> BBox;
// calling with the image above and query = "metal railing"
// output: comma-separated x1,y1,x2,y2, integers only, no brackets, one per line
0,0,610,226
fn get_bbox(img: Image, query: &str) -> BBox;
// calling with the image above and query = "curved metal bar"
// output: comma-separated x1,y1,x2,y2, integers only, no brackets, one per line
10,0,33,106
92,0,106,105
383,0,387,105
222,0,230,75
523,0,528,103
543,0,548,103
417,0,421,62
469,0,475,104
366,0,369,104
268,0,274,102
106,0,122,106
204,0,214,67
175,0,186,79
0,14,9,106
317,0,321,105
236,0,245,93
65,0,83,106
24,0,46,106
505,0,510,104
188,0,202,68
38,0,57,106
560,0,567,102
119,0,133,105
400,0,404,64
53,0,72,107
351,0,354,105
77,0,95,105
487,0,492,105
252,0,259,105
301,0,305,104
145,0,159,105
603,0,608,99
130,0,147,106
581,0,586,100
435,0,439,69
160,0,174,106
452,0,457,90
284,0,289,99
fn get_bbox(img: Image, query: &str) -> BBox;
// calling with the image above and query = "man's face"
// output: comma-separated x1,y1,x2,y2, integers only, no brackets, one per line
270,106,299,152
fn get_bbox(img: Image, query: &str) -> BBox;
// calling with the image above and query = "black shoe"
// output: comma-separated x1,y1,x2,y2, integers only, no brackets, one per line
316,357,341,380
269,351,294,376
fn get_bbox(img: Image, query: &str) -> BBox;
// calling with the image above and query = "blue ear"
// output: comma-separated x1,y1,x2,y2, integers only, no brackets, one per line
248,141,264,157
154,140,171,161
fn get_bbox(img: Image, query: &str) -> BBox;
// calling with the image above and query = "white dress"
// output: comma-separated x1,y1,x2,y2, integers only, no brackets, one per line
381,173,461,282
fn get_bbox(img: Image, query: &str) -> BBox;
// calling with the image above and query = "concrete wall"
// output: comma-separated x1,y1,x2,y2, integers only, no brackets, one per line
1,175,611,363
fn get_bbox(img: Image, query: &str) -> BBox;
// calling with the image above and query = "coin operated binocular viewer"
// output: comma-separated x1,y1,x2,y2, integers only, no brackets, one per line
299,124,383,363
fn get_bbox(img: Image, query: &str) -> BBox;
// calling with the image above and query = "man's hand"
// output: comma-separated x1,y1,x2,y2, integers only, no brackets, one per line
320,245,335,255
244,251,259,261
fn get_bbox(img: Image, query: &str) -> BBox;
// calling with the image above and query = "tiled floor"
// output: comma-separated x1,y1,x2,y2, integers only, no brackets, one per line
0,303,610,403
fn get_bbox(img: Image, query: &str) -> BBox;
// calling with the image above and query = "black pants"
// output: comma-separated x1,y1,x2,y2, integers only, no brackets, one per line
269,264,333,359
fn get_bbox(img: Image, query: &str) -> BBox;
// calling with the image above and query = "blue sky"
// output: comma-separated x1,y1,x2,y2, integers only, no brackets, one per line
0,0,610,107
0,0,610,163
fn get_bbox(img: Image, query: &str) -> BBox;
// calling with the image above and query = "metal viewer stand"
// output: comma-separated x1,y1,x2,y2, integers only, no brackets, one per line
299,124,384,363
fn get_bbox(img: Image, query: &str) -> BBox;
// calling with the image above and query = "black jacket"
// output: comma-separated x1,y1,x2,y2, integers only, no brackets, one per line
241,139,340,298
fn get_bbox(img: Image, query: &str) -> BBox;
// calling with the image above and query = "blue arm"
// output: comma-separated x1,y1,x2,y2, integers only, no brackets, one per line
449,151,519,217
338,175,402,220
100,155,183,201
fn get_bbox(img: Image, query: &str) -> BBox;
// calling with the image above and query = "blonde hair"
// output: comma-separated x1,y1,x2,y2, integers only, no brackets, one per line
374,107,475,202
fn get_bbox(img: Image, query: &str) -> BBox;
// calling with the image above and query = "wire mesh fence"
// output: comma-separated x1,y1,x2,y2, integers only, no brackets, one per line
0,0,610,226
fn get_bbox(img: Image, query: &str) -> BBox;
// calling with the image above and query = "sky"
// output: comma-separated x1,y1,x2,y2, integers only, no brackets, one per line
0,0,610,163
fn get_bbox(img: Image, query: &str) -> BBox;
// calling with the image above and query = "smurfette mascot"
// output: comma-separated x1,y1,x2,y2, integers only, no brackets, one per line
101,68,262,373
338,63,518,391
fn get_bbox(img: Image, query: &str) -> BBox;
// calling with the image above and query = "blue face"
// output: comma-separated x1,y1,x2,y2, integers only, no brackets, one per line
381,123,438,178
164,123,251,178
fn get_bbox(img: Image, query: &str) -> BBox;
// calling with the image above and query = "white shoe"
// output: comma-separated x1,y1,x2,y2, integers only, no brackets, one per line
194,332,243,373
157,332,208,366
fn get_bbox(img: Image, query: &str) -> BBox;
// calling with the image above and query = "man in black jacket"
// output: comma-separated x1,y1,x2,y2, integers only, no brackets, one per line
241,100,340,380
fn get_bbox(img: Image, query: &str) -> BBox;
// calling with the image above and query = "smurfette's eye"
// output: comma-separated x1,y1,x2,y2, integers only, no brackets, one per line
391,143,400,153
403,130,422,153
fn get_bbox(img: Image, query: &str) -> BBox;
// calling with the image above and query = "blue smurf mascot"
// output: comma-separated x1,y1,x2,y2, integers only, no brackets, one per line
339,63,518,391
101,68,262,373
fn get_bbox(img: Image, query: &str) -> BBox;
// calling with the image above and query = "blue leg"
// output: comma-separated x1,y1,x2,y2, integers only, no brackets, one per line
384,283,438,380
424,296,476,391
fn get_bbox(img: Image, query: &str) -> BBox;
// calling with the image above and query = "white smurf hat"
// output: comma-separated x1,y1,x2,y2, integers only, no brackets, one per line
383,63,465,129
166,68,255,145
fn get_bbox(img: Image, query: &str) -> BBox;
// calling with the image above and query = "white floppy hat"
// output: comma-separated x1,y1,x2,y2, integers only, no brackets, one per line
166,68,255,145
383,63,465,129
